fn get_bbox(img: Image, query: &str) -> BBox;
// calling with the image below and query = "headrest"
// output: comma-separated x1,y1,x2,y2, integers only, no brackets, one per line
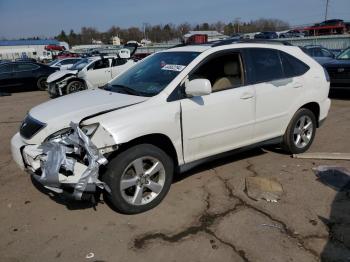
224,61,239,76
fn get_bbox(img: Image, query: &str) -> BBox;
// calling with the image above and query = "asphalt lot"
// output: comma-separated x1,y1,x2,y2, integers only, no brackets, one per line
0,90,350,262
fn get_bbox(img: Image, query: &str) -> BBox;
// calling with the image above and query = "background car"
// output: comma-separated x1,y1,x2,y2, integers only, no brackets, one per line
47,52,136,97
254,31,278,39
0,61,57,93
324,47,350,88
301,45,336,65
279,30,305,38
48,58,82,70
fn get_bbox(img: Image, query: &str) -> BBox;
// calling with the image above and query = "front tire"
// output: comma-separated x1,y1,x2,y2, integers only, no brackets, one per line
65,80,85,94
103,144,174,214
283,108,316,154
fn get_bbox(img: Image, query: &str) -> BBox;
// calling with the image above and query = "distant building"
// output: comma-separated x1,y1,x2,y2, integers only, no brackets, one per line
0,39,68,60
140,39,152,46
183,31,228,42
111,36,121,46
92,39,103,44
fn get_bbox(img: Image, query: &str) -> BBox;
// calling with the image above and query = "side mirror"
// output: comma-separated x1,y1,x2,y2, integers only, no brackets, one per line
185,79,212,97
118,49,131,59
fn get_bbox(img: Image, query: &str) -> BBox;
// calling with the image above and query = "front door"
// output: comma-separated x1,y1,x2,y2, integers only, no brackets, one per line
86,59,112,87
180,51,255,163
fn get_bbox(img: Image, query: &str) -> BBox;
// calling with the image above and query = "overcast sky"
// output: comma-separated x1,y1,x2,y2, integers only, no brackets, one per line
0,0,349,39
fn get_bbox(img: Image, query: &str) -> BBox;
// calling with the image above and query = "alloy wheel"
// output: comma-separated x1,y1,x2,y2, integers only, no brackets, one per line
120,156,166,206
293,115,314,149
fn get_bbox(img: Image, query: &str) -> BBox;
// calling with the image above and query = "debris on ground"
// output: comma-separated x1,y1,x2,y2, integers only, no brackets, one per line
245,177,283,202
85,252,94,259
260,223,283,230
293,152,350,160
313,165,350,191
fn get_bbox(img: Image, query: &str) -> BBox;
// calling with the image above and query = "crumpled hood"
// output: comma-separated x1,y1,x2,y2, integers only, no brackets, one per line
29,89,148,136
47,69,78,83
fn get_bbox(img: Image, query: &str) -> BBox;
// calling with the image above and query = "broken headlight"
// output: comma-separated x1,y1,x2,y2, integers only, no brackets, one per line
45,127,72,142
81,123,99,137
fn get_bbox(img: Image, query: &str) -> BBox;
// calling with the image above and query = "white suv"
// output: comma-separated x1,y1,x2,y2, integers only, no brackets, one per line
11,41,331,214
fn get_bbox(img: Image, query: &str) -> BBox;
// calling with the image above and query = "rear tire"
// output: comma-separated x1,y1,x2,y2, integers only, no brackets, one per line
37,77,48,91
103,144,174,214
282,108,316,154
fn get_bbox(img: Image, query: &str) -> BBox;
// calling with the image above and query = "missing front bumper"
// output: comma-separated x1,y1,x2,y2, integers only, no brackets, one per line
22,122,110,200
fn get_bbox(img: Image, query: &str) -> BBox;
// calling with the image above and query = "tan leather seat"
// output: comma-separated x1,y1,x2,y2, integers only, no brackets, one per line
212,61,241,92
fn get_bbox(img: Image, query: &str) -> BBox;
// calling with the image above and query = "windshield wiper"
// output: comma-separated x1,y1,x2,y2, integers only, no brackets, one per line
110,84,153,97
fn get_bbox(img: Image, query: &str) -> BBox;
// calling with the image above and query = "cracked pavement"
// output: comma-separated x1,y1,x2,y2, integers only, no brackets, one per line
0,90,350,261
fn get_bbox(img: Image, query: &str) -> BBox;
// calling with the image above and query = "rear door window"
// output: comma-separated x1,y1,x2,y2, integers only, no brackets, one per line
248,48,284,83
14,63,39,72
279,51,310,78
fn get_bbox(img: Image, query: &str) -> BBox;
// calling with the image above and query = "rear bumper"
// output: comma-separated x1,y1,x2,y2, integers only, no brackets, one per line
319,98,331,125
11,124,109,199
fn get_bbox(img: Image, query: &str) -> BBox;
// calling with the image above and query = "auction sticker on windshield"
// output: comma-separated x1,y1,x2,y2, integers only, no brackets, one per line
161,64,186,72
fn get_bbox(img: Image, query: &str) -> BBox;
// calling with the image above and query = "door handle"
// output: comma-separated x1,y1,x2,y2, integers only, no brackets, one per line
240,92,254,99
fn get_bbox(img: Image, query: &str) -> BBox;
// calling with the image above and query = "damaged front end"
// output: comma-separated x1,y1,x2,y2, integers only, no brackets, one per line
24,122,110,200
48,75,76,97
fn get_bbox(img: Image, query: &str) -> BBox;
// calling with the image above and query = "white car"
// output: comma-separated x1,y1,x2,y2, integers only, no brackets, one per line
46,50,136,97
48,58,82,70
11,41,331,214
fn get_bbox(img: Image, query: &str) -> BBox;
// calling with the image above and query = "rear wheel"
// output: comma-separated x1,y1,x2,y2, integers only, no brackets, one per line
103,144,174,214
37,77,48,91
65,80,85,94
283,108,316,154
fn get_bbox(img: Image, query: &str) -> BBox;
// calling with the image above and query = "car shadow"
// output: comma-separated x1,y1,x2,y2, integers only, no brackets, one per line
30,176,100,210
174,147,266,183
316,167,350,261
29,147,268,212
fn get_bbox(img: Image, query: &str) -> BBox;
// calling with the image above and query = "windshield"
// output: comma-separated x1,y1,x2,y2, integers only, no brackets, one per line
108,51,199,97
337,48,350,60
70,58,91,70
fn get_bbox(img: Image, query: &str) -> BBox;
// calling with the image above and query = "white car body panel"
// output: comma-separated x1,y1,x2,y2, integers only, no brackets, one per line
11,42,331,197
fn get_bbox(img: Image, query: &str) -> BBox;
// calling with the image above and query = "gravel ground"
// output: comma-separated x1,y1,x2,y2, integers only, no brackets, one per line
0,90,349,262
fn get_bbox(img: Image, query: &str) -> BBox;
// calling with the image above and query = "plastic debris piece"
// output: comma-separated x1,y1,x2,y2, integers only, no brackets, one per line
313,165,350,191
85,252,94,259
293,152,350,160
245,176,283,202
260,223,282,230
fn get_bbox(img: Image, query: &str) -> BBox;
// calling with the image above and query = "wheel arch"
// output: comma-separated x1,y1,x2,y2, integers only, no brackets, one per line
108,133,179,168
299,102,320,127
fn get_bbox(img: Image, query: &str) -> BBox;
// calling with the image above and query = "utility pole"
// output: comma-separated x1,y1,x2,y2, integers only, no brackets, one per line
324,0,329,21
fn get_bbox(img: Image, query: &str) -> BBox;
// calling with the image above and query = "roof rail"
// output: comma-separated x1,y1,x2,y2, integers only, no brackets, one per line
210,38,293,47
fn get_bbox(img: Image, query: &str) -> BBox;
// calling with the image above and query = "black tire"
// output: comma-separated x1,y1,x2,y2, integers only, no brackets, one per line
37,76,48,91
65,80,85,94
283,108,317,154
103,144,174,214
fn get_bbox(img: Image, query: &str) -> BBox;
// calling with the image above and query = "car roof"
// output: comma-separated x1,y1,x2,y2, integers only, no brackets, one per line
163,40,293,53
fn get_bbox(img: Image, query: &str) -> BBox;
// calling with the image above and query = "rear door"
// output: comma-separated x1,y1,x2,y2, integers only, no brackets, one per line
13,63,40,90
246,48,309,142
